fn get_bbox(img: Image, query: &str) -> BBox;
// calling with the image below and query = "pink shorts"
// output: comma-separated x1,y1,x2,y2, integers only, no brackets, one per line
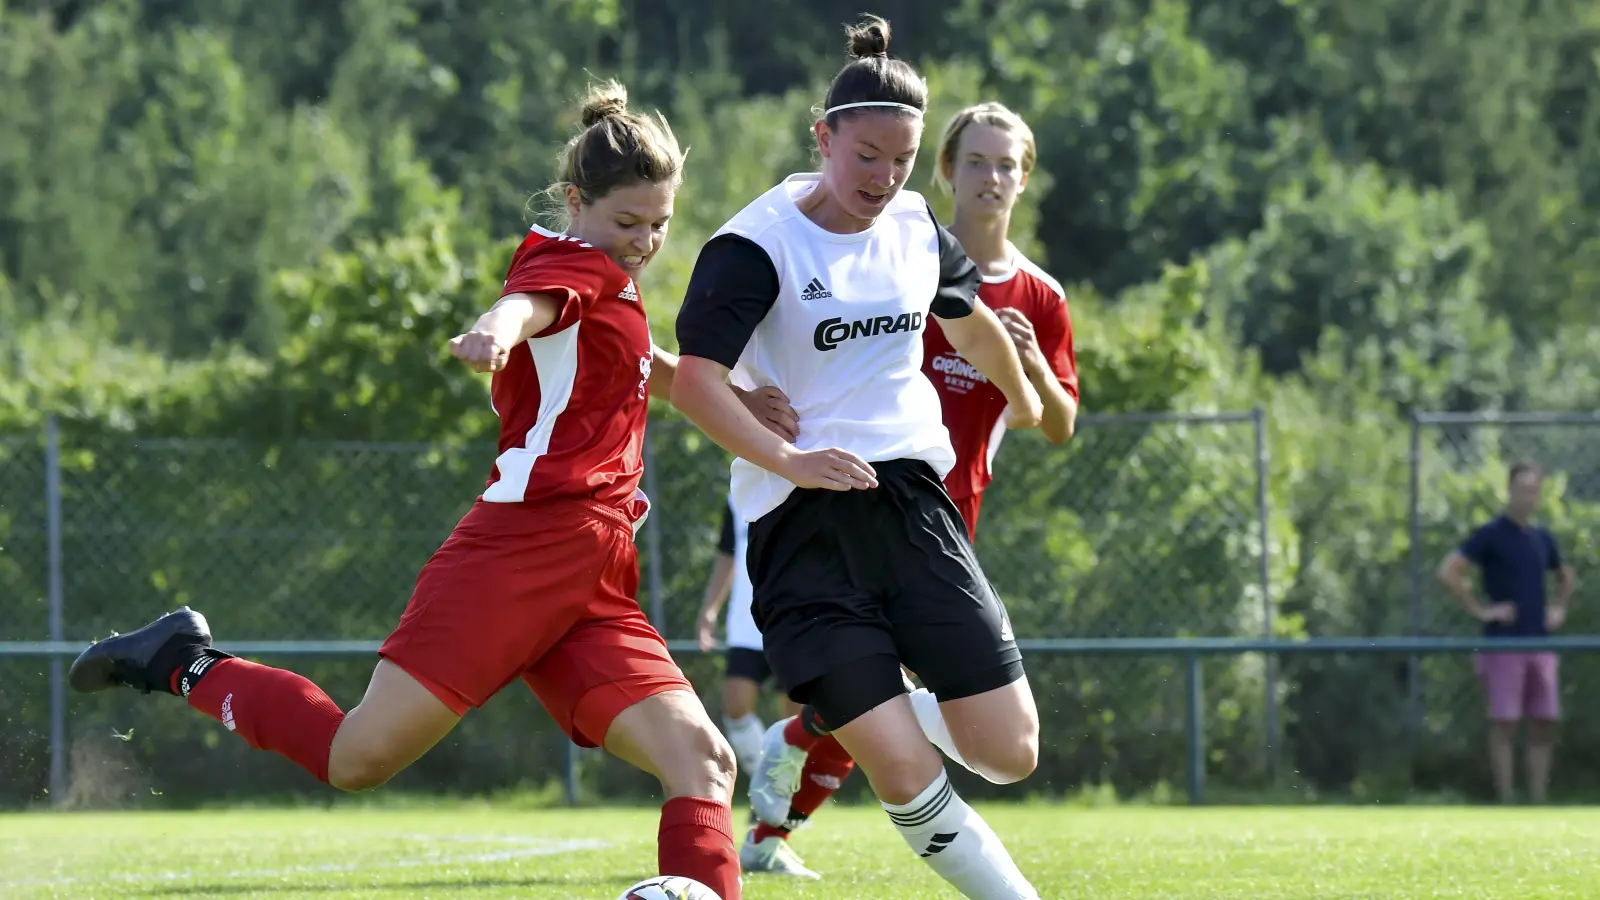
1475,652,1560,722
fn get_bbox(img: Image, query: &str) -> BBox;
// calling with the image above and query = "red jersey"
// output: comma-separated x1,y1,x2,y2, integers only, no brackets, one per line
922,248,1078,502
479,225,653,522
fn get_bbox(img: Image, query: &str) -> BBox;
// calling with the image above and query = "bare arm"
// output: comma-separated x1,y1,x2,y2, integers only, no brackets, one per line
648,344,677,400
992,306,1076,442
672,356,875,490
1437,551,1498,622
937,304,1042,429
1027,363,1077,443
449,292,561,371
1555,565,1576,611
695,552,736,651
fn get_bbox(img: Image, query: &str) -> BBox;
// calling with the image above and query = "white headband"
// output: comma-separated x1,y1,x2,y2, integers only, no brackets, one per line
824,101,924,117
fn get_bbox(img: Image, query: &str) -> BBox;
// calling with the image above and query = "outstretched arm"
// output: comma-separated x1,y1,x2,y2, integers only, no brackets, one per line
449,293,561,372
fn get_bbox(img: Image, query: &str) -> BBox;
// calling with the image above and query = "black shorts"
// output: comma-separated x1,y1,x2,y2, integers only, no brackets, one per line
724,647,774,685
745,458,1023,714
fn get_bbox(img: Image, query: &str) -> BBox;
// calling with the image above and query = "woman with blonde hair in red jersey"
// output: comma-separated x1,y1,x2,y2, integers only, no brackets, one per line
742,101,1078,887
64,79,798,900
923,100,1079,537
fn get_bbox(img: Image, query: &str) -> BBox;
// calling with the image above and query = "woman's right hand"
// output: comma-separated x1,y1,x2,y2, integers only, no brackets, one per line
777,446,879,491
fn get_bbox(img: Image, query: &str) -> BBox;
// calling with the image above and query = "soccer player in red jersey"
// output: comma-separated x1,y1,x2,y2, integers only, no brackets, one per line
741,102,1077,880
922,101,1080,540
67,81,765,900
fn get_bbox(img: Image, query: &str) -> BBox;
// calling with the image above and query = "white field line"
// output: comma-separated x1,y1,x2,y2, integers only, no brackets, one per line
1,834,612,889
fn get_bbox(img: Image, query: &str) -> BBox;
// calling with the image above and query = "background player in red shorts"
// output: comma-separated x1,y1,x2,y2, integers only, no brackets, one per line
67,81,761,900
742,102,1079,877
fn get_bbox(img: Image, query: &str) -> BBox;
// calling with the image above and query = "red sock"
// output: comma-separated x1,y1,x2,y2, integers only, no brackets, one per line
659,796,739,900
181,658,346,783
752,734,855,842
782,715,821,752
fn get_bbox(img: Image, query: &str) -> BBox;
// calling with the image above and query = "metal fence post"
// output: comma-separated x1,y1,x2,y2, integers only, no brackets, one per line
1252,407,1276,783
45,416,66,807
1405,413,1424,765
564,740,580,807
1185,650,1205,805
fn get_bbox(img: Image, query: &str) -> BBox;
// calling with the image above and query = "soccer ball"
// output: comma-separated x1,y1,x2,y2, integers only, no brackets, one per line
617,875,722,900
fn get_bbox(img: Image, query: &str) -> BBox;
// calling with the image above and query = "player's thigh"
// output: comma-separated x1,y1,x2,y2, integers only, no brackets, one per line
886,529,1025,720
875,460,1021,691
1476,651,1528,721
745,491,898,704
379,501,608,715
809,655,942,805
521,546,695,749
327,659,462,790
604,688,735,800
1525,652,1561,721
938,675,1040,781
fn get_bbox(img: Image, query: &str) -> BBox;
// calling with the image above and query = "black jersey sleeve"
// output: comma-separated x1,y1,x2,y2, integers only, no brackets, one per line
717,502,736,555
928,203,980,319
676,234,781,369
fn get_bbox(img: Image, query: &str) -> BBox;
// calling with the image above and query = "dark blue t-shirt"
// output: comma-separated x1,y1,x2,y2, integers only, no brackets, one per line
1459,515,1565,637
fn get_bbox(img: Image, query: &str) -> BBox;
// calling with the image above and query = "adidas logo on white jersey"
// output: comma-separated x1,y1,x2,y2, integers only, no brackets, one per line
799,277,832,300
618,280,639,302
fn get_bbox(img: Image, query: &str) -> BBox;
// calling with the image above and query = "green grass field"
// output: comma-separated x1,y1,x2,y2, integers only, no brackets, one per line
3,804,1597,898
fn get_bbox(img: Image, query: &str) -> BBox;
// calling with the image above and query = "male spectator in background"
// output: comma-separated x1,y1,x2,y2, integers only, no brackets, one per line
1437,459,1576,803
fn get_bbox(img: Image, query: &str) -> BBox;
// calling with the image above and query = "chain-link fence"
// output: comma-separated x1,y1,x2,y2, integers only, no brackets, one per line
8,410,1600,808
0,411,1271,806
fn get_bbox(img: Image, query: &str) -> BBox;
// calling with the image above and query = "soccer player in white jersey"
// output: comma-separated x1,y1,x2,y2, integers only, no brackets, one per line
728,101,1082,877
671,16,1044,900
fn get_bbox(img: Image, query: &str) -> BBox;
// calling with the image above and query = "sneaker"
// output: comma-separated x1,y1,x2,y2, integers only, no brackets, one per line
739,828,821,879
747,718,808,828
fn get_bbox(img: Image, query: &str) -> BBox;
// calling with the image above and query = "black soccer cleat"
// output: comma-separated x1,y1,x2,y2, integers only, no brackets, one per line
68,606,215,695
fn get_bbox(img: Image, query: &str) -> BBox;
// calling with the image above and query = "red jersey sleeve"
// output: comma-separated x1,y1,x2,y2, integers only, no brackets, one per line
1031,288,1079,402
499,240,612,338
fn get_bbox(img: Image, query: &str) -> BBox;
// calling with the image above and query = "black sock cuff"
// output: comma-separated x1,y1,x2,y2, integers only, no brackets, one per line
167,646,232,697
800,704,832,737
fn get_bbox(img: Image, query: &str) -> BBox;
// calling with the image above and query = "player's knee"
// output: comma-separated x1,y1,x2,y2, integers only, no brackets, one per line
1527,719,1558,744
657,720,738,802
973,731,1038,785
327,747,401,792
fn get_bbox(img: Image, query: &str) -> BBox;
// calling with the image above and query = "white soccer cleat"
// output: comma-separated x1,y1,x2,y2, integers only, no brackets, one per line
747,718,808,828
739,828,822,879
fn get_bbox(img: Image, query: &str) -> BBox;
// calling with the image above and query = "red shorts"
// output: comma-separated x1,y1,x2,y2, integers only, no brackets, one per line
951,491,983,543
378,498,691,748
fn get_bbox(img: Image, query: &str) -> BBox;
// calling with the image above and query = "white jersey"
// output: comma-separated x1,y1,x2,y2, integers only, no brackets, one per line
676,173,981,522
722,495,762,650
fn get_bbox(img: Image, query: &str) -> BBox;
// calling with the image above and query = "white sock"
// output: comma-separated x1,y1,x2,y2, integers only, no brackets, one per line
909,689,981,777
722,713,765,773
882,770,1038,899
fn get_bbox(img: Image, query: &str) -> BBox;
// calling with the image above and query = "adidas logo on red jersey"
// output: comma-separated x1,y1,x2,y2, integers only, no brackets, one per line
618,280,639,302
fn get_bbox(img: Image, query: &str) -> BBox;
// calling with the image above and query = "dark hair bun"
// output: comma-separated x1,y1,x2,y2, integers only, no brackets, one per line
579,80,630,128
845,15,891,59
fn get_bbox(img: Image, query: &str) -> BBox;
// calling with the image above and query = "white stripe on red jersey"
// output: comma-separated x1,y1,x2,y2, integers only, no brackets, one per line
480,224,653,523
